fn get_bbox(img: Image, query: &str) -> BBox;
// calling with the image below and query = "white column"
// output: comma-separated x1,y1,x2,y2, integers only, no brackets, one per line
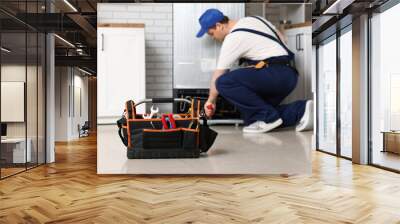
352,14,369,164
46,33,55,163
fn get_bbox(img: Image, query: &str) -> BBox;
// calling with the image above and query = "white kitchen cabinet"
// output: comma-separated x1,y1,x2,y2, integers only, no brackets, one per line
97,24,146,124
283,25,313,104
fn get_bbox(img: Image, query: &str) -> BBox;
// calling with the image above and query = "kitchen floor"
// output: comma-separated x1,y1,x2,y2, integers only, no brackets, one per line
97,125,312,174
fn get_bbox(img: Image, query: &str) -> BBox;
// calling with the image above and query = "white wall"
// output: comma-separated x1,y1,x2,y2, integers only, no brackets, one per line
55,67,89,141
1,63,46,164
1,65,37,138
55,67,69,141
1,65,26,142
72,73,89,138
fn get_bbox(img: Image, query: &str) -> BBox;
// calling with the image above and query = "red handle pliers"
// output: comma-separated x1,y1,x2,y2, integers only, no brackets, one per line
161,113,176,129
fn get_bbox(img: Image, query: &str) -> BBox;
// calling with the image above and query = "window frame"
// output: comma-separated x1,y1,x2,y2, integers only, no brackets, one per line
315,23,353,160
367,0,400,173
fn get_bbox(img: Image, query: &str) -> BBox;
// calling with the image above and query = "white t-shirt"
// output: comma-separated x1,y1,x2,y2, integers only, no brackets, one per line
216,16,289,70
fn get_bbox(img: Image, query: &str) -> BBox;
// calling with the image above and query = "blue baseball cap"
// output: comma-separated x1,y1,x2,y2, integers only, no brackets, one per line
196,8,225,38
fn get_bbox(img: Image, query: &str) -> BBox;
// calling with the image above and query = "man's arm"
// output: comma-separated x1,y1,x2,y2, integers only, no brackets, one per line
204,69,227,117
208,69,226,102
276,28,287,44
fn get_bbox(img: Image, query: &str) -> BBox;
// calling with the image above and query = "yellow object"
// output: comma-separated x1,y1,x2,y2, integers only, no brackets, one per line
255,61,267,69
187,108,192,118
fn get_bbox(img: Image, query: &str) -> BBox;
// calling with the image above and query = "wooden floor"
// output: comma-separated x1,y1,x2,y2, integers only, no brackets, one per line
1,167,26,178
1,135,400,223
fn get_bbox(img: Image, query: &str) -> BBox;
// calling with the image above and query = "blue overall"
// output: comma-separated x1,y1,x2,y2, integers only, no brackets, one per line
215,16,307,127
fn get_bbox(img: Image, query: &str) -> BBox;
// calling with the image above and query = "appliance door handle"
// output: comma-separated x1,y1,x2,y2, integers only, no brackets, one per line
295,34,299,51
101,33,104,51
298,33,304,51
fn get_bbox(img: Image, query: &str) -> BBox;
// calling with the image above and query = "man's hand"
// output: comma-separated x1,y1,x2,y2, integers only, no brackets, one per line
204,100,216,118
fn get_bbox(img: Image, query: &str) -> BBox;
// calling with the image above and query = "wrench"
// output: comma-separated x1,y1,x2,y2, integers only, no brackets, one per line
142,105,159,119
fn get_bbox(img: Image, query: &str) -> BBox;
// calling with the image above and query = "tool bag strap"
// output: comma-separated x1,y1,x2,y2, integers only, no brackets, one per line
190,98,195,118
199,116,218,153
117,117,128,146
196,99,201,119
125,100,136,119
124,100,136,148
192,97,200,118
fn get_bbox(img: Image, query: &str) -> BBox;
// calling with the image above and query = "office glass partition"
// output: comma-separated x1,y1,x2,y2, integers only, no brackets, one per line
370,3,400,171
26,0,39,169
38,1,46,166
27,30,38,169
339,28,352,158
38,32,45,165
0,1,46,179
0,7,28,178
317,36,337,154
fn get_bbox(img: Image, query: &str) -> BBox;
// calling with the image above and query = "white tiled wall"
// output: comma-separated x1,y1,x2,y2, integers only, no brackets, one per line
98,3,173,112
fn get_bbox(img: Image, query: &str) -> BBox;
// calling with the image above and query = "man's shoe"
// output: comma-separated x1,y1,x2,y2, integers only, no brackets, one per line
243,119,283,134
296,100,314,132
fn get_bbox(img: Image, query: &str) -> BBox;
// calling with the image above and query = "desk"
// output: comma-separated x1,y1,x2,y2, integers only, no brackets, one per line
1,138,31,163
381,131,400,154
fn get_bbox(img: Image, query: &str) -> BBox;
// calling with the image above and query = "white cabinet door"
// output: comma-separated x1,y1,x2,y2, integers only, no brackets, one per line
283,26,312,104
97,26,146,124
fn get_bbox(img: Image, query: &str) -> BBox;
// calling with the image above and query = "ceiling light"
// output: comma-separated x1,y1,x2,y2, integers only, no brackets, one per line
78,67,93,76
322,0,355,15
63,0,78,12
323,0,341,14
76,48,85,55
54,34,75,48
1,47,11,53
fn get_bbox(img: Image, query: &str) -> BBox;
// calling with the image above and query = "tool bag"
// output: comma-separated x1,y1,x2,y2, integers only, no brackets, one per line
116,98,218,159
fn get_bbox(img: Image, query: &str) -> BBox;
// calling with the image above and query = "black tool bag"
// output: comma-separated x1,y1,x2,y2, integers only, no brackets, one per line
116,98,218,159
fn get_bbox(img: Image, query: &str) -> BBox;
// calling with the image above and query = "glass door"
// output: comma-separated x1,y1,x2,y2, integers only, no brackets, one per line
0,1,47,179
1,5,28,178
370,3,400,171
339,27,352,158
317,36,337,154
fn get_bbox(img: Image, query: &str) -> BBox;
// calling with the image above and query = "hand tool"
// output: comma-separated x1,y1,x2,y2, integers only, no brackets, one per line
142,105,159,119
161,113,176,129
173,114,181,119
